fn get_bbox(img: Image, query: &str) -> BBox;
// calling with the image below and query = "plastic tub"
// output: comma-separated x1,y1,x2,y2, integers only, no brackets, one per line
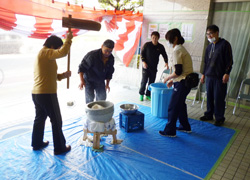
148,83,173,118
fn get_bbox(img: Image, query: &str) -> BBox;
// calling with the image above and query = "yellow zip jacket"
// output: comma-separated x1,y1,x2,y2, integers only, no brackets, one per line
32,37,72,94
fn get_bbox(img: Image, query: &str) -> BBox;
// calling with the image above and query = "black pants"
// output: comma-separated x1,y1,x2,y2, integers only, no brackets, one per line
163,80,191,135
32,94,66,152
139,69,157,96
205,77,227,122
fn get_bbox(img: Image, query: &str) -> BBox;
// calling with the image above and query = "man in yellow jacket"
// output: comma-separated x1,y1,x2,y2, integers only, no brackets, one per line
31,33,73,155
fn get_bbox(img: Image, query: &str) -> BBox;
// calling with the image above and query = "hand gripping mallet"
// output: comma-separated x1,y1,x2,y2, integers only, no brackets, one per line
62,15,101,89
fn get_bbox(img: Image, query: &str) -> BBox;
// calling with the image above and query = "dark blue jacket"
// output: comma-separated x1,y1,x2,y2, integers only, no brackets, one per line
78,49,115,83
203,38,233,79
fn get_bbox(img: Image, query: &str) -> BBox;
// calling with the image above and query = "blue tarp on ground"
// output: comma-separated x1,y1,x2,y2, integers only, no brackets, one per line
0,102,236,180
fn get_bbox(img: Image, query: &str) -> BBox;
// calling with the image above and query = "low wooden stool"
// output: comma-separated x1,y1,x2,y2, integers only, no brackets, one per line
85,129,118,150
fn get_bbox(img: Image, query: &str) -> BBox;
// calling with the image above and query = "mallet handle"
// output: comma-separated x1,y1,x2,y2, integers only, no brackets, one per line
67,14,72,89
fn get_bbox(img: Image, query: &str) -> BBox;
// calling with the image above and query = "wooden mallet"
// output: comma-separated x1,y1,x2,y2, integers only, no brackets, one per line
62,15,101,89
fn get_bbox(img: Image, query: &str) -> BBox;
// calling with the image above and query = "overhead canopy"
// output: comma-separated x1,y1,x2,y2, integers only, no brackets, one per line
0,0,143,66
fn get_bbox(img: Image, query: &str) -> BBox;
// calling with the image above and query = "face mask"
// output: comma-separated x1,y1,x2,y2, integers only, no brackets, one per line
208,37,216,43
166,41,173,48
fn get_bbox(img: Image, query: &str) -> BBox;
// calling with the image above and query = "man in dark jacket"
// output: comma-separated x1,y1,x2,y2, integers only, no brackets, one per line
200,25,233,126
78,39,115,104
139,31,168,101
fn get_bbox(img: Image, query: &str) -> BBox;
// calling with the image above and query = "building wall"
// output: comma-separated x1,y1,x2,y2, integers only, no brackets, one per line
141,0,212,74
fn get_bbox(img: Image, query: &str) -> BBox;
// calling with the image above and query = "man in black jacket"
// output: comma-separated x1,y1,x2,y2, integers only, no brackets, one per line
139,31,168,101
78,39,115,104
200,25,233,126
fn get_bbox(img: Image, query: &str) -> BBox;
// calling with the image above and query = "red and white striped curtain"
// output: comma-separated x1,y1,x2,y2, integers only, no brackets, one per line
0,0,143,66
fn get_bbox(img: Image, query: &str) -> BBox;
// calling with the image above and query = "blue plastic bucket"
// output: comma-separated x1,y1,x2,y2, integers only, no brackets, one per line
148,83,173,118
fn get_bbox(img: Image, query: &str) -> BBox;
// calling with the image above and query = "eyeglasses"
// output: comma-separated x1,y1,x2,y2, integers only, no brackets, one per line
206,32,215,36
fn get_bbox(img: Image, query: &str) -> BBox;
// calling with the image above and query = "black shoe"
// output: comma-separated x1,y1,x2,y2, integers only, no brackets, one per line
176,127,192,133
54,145,71,155
159,131,176,137
33,141,49,151
200,116,213,121
214,121,224,126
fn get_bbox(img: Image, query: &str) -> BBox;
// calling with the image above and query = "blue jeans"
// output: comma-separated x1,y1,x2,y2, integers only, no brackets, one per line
205,77,227,122
163,80,191,135
32,94,66,151
85,80,106,104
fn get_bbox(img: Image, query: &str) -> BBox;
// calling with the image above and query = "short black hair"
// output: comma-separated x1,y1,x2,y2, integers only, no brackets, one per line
43,35,63,49
151,31,160,39
206,25,219,33
103,39,115,49
165,28,185,45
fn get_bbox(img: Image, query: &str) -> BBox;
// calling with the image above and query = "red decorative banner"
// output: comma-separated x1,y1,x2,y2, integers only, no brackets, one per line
0,0,143,66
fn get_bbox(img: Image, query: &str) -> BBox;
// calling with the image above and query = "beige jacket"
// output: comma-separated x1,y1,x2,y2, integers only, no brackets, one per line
170,45,193,82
